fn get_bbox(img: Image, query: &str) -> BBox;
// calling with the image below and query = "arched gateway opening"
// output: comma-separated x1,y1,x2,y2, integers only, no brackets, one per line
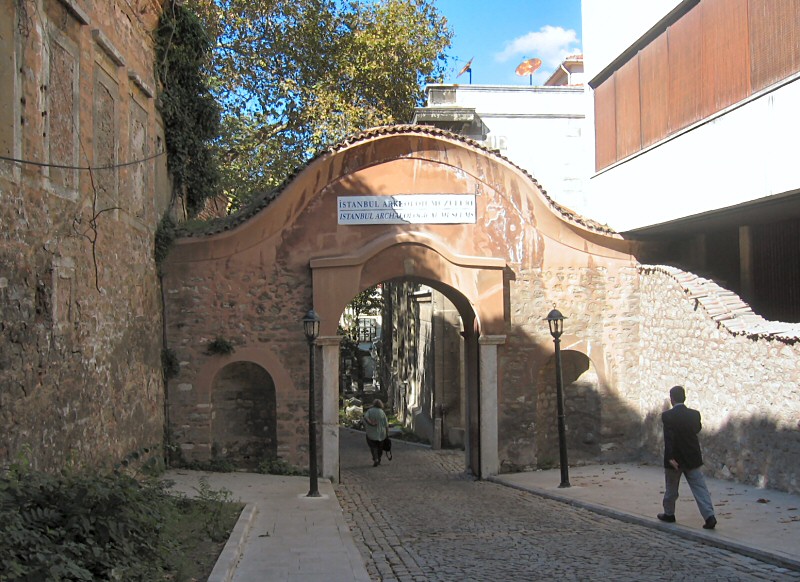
313,236,504,477
161,125,634,481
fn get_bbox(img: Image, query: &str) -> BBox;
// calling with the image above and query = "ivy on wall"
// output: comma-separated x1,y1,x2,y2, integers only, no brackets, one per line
155,1,221,217
154,214,176,269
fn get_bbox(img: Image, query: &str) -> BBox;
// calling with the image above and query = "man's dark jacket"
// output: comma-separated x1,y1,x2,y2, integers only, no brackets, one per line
662,403,704,470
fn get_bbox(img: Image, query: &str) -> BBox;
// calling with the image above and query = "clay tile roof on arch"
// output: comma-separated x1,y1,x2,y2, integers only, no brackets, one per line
641,265,800,343
178,124,616,238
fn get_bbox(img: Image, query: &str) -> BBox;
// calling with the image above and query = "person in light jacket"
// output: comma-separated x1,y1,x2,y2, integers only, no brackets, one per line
363,399,389,467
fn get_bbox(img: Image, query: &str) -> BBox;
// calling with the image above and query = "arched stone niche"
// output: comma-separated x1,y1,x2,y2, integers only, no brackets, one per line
211,361,277,468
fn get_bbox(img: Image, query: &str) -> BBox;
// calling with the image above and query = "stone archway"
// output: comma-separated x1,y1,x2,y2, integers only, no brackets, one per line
311,233,506,478
161,125,635,481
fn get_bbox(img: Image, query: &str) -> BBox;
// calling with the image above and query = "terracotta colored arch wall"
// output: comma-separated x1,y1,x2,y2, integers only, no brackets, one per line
310,234,506,337
161,129,640,473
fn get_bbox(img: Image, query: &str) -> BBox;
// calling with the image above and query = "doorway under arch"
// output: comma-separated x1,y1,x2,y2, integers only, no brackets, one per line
340,277,481,475
312,236,507,480
161,125,636,482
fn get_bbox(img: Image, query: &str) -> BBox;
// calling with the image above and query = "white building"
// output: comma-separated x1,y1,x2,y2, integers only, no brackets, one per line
411,59,589,213
582,0,800,231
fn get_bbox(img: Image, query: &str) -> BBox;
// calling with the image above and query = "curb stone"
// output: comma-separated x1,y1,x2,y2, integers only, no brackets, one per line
207,503,259,582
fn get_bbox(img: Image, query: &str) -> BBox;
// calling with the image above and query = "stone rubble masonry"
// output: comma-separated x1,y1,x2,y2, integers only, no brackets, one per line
161,127,800,495
164,262,313,466
637,266,800,494
499,262,644,471
0,0,169,471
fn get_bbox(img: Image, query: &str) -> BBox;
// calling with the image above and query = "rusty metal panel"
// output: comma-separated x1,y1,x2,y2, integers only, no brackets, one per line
668,5,704,131
749,0,800,92
639,32,670,147
594,77,617,171
701,0,751,113
615,57,642,159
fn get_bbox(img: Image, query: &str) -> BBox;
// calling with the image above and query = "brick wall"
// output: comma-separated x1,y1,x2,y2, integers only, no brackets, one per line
0,0,168,471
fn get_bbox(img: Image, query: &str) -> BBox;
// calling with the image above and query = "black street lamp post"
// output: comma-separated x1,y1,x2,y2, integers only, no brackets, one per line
303,309,321,497
546,308,571,488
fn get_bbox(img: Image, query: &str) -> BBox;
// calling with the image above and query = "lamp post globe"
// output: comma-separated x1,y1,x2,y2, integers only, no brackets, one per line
303,309,320,343
546,308,564,338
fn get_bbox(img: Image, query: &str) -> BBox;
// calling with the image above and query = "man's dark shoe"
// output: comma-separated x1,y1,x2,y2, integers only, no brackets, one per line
703,516,717,529
657,513,676,523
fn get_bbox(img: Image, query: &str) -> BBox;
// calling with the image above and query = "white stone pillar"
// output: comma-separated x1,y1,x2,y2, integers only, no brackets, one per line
317,336,342,483
478,334,505,478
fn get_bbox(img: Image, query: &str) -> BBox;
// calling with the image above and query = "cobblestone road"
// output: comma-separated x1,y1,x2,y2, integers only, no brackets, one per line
335,429,800,582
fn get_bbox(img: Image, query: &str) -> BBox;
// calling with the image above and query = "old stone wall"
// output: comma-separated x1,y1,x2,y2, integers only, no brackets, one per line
499,261,643,471
637,266,800,493
161,127,641,477
163,258,314,467
0,0,169,471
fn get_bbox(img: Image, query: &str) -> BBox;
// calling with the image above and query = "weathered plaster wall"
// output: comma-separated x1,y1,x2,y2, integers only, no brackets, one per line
162,127,800,493
162,127,638,473
636,266,800,494
0,0,168,470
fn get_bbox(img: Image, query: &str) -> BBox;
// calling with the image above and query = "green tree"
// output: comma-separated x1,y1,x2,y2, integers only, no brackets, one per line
186,0,452,208
340,286,385,392
156,3,221,216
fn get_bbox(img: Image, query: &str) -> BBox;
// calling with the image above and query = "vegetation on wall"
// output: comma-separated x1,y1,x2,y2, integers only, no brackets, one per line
154,214,177,268
161,347,181,380
155,1,221,217
206,336,235,355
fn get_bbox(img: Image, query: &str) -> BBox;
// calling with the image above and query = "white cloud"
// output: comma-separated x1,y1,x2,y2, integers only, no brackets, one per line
494,25,580,69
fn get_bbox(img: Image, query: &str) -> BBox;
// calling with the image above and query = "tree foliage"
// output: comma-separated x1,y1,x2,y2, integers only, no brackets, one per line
186,0,452,208
339,286,385,391
340,285,384,342
156,2,221,216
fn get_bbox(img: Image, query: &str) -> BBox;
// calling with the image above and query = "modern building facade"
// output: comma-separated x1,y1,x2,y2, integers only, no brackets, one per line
582,0,800,322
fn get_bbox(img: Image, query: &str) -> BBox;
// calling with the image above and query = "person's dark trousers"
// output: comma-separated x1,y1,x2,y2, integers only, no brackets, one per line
366,436,383,465
663,466,714,520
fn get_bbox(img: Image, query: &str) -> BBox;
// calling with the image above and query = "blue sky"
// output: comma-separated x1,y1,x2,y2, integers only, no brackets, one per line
434,0,583,86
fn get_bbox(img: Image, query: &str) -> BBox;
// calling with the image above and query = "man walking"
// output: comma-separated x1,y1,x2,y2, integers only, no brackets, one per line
658,385,717,530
